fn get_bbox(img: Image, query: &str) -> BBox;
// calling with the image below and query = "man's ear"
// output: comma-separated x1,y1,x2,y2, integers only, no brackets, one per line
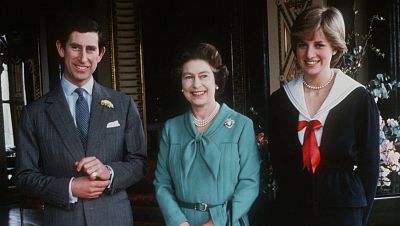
56,40,65,58
97,46,106,63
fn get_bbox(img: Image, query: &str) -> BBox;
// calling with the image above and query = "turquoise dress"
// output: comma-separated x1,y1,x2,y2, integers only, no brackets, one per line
154,104,260,226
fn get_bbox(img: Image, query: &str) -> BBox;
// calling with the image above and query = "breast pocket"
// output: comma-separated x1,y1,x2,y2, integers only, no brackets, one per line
104,120,123,147
105,122,123,135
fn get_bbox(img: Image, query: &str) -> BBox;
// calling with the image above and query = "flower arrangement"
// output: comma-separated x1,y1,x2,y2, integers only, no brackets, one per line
366,73,400,191
338,10,400,193
377,117,400,187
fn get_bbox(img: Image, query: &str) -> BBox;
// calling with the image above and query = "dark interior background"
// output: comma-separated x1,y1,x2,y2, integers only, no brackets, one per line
140,0,234,124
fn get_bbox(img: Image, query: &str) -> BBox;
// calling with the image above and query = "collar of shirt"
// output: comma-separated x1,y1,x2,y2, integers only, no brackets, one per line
283,69,363,145
283,69,362,121
61,76,94,98
61,76,94,123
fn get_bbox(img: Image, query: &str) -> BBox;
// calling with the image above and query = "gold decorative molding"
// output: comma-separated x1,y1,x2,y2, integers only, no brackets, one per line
110,0,147,134
276,0,311,84
28,58,42,100
33,38,43,100
282,0,311,10
109,0,117,92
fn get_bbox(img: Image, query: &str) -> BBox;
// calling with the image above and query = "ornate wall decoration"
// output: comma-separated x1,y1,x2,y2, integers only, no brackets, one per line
27,58,42,101
276,0,311,84
9,63,25,122
110,0,146,132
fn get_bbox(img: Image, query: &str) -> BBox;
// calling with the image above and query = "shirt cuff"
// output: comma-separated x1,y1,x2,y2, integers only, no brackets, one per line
105,165,114,189
69,177,78,203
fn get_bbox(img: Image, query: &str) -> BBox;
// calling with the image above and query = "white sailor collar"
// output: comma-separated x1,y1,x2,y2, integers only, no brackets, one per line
283,69,363,120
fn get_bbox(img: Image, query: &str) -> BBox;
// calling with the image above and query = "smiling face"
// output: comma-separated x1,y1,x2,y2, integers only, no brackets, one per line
295,29,336,78
181,59,217,109
56,31,105,87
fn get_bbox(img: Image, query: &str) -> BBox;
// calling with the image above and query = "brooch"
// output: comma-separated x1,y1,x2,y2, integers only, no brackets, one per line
100,99,114,109
224,118,235,128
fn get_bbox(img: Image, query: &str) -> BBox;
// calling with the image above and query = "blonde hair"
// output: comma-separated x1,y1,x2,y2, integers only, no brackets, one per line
291,6,347,67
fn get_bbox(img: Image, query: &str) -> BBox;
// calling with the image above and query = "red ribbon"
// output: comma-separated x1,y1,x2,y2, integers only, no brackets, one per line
298,120,322,173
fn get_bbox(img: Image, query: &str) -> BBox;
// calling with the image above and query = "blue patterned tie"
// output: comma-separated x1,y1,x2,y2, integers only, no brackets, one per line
75,88,89,149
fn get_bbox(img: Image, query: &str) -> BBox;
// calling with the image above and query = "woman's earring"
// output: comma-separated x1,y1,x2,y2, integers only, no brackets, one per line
181,89,184,93
216,86,219,90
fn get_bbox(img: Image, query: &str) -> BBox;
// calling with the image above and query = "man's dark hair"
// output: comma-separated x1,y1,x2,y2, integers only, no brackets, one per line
58,15,105,49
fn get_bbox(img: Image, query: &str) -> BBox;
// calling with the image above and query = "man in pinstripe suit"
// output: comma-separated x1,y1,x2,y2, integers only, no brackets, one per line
15,15,147,226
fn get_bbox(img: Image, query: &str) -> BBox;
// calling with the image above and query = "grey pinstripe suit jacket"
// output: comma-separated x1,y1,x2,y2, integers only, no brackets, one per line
15,81,148,226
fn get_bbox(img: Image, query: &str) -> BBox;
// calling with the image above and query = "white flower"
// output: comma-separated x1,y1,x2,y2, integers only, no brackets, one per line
380,166,391,177
100,99,114,109
387,118,399,127
387,141,395,151
387,151,400,167
378,175,391,187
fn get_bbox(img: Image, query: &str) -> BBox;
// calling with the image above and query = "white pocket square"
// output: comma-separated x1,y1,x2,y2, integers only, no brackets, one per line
106,120,120,128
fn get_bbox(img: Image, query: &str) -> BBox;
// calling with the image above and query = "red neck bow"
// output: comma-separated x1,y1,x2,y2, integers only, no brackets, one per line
298,120,322,173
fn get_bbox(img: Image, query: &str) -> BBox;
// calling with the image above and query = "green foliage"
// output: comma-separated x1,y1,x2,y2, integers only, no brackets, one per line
366,73,400,100
339,14,385,78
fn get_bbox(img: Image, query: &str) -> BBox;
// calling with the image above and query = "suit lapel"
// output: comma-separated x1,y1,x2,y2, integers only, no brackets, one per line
45,85,85,161
86,82,111,156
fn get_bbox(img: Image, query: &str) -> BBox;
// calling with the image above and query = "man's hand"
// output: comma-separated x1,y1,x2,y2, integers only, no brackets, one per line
71,176,110,199
75,156,111,181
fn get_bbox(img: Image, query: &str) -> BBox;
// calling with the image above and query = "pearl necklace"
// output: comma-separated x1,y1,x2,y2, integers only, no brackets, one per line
193,103,220,127
303,71,334,90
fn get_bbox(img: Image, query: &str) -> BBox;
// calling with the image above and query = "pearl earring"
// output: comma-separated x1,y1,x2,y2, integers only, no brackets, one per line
216,86,219,90
181,89,184,93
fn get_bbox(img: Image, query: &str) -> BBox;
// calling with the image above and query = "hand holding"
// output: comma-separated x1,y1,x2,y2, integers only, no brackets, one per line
200,219,214,226
71,176,110,199
179,222,190,226
75,156,111,181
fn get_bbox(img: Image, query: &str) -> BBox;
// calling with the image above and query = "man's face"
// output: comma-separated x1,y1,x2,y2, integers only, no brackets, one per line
56,31,105,87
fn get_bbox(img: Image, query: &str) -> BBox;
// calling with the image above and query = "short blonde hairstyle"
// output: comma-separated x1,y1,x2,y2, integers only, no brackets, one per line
291,6,347,67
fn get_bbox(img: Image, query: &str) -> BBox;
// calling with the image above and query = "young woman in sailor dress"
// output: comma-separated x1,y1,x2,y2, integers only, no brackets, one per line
268,6,380,226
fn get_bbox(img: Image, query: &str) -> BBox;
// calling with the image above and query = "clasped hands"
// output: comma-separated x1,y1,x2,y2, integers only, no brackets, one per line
71,156,111,199
180,219,214,226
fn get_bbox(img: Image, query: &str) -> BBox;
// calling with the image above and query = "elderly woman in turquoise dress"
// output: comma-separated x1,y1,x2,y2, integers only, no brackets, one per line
154,43,260,226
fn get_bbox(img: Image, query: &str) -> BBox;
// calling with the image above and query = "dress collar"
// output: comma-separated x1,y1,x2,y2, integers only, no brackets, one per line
283,69,363,120
181,103,235,179
184,103,234,137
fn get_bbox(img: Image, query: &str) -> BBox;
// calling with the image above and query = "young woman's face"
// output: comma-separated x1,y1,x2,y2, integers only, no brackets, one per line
181,59,217,109
56,31,105,87
295,29,336,77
